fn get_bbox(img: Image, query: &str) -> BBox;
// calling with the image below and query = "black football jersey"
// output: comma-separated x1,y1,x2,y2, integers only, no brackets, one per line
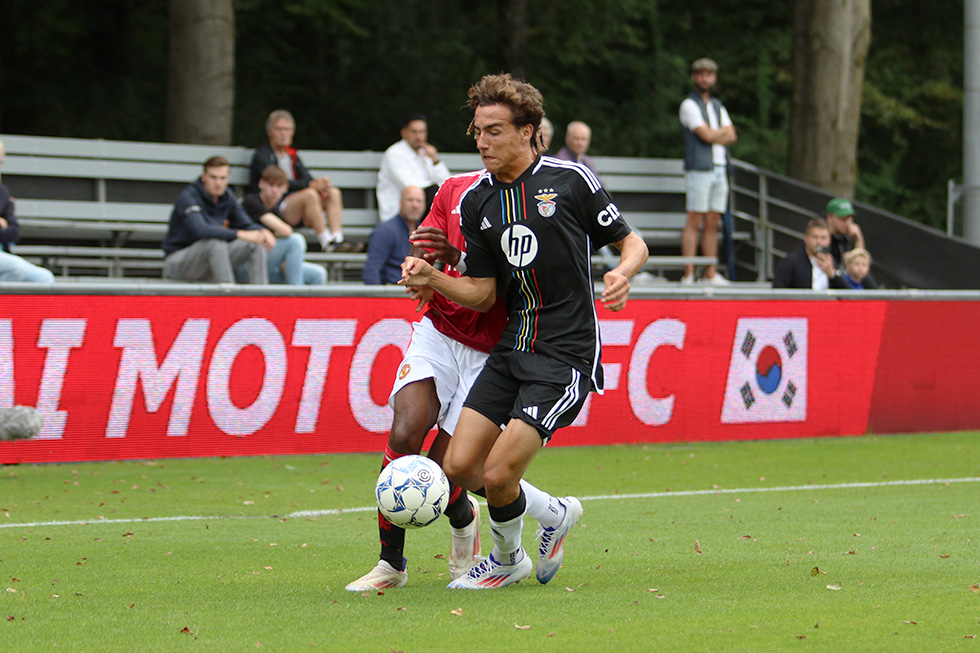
460,155,633,391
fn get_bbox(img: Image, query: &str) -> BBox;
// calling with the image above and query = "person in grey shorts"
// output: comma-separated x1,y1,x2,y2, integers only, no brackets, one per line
679,57,737,285
162,156,275,283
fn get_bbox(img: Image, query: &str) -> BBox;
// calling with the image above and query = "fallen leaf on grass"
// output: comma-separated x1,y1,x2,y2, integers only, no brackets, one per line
939,555,950,559
647,588,659,593
853,533,861,537
694,540,701,554
450,608,463,616
514,623,530,630
128,603,135,610
826,583,842,591
810,567,820,576
397,607,406,611
969,585,979,593
844,550,856,555
180,627,193,634
565,587,576,592
901,620,917,625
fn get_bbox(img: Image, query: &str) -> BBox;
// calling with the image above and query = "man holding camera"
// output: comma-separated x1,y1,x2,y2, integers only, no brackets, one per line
772,217,848,289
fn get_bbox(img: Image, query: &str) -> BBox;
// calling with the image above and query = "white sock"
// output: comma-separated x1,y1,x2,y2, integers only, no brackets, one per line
489,512,525,565
520,479,562,527
316,231,331,249
331,231,344,244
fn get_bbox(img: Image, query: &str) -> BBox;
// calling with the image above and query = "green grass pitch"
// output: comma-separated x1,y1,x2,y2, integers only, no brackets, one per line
1,431,978,651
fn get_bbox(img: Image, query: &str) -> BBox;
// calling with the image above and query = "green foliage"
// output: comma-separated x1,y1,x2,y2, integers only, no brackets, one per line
0,0,965,228
1,432,978,649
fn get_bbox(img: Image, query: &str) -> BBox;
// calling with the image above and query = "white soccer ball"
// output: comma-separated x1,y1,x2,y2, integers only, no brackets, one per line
376,455,451,529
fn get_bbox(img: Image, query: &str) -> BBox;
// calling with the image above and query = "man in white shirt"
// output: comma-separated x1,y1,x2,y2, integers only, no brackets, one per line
376,114,451,221
679,57,737,285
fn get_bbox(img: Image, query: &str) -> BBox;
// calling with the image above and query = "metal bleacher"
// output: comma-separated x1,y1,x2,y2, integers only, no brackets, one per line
1,134,739,283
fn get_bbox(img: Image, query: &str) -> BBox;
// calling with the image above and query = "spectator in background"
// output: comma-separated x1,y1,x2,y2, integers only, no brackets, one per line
363,186,426,285
843,247,876,289
679,57,737,285
772,218,848,290
824,197,866,268
163,156,274,284
376,114,451,221
538,116,554,153
249,110,346,252
554,120,599,177
0,139,56,283
242,165,326,286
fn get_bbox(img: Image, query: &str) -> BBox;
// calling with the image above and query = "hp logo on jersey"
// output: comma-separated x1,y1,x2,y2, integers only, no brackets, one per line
500,224,538,268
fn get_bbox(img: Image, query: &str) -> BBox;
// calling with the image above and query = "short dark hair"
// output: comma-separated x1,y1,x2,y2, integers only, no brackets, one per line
403,113,427,128
260,165,289,186
203,155,229,171
465,73,544,152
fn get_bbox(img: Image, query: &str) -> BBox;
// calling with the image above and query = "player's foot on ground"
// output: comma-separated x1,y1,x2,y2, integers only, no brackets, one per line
535,496,583,584
447,550,532,589
449,495,482,579
344,560,407,592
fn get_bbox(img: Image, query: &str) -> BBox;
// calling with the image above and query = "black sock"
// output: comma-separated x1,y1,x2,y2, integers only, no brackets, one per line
443,485,474,529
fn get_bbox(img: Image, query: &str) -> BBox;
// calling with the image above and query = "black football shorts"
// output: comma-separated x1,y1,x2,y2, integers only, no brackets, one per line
463,349,591,442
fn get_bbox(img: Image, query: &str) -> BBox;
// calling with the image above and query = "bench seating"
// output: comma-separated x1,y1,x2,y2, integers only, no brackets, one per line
2,134,744,280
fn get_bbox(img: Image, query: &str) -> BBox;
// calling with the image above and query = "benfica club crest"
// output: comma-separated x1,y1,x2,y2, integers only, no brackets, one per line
534,189,558,217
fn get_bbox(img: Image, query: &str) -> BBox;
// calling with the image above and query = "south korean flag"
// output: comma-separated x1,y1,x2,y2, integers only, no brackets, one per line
721,318,808,424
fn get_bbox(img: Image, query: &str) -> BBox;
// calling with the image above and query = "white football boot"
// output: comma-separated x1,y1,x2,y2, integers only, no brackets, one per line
447,550,532,589
535,496,583,584
345,560,407,592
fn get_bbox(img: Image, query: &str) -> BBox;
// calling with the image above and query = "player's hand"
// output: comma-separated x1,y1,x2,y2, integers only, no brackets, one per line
600,270,631,311
405,284,434,312
398,256,434,287
410,226,458,265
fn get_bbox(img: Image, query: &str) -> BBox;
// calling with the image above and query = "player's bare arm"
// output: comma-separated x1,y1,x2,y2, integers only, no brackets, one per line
601,231,649,312
399,256,496,312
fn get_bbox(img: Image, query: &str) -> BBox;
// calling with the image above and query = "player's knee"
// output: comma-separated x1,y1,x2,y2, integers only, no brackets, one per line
387,423,425,455
481,463,517,497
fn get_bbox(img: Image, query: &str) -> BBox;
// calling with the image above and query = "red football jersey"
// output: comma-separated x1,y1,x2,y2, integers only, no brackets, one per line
417,171,508,354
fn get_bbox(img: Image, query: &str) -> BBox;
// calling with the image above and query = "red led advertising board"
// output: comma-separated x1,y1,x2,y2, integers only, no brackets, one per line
2,294,978,463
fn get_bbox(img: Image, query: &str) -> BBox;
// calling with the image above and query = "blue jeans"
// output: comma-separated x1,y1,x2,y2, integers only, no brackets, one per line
0,251,56,283
237,234,326,285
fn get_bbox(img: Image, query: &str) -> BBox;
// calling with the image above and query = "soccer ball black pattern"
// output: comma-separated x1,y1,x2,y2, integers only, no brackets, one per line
376,455,451,529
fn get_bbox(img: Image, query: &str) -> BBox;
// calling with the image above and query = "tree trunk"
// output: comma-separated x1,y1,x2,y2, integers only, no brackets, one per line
166,0,235,145
501,0,528,80
788,0,871,198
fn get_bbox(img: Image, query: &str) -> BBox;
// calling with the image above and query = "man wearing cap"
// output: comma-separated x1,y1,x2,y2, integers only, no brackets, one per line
679,57,737,285
824,197,866,271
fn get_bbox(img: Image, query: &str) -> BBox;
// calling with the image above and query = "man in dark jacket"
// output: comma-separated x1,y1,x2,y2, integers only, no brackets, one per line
163,156,275,283
249,110,346,251
772,218,848,290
